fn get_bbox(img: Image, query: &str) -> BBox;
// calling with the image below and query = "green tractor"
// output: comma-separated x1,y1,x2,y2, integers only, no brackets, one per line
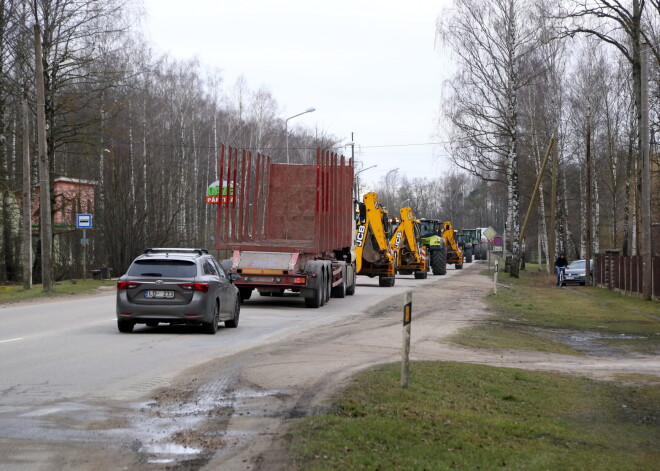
459,229,481,263
417,218,447,275
462,228,488,260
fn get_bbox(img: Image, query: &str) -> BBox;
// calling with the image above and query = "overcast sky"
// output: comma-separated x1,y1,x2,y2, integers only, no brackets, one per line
142,0,454,186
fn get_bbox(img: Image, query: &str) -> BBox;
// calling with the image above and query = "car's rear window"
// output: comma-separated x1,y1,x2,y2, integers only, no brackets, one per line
127,260,197,278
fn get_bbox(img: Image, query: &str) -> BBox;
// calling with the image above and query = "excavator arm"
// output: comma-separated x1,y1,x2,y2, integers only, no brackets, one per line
390,207,425,268
441,220,463,267
354,192,397,285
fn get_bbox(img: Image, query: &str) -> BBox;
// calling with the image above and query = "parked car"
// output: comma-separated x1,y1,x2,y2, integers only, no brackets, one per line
562,259,593,286
116,248,240,334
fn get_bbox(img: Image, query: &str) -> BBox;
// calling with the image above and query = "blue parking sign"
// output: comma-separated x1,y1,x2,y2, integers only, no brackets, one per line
77,214,92,229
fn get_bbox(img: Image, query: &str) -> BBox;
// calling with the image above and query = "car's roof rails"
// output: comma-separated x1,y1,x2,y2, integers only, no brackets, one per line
143,248,209,256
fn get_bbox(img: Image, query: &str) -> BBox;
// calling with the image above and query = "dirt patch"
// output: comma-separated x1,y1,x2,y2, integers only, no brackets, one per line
133,267,654,470
5,266,657,470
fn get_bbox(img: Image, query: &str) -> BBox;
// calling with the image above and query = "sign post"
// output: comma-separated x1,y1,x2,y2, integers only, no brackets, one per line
494,260,499,294
401,291,412,388
77,214,92,279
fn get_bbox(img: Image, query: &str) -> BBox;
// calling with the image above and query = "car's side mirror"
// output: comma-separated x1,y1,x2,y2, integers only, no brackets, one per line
230,273,241,282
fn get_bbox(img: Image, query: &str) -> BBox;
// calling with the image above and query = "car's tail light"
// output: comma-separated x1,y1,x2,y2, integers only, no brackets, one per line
117,281,141,290
180,282,209,293
293,277,306,284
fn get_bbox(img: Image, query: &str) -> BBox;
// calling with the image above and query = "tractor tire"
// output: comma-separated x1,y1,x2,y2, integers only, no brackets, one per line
456,263,463,269
378,275,395,287
414,270,427,279
465,248,473,263
431,247,447,275
474,243,487,260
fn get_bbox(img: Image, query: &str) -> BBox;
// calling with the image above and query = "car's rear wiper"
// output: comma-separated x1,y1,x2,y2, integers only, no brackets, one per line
140,272,162,276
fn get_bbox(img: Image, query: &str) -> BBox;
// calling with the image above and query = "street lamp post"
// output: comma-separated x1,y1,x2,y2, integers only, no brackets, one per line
354,164,377,200
285,107,315,164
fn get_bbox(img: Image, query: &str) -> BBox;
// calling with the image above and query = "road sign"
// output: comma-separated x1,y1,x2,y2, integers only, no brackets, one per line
483,226,496,240
493,245,503,252
493,236,503,247
77,214,92,229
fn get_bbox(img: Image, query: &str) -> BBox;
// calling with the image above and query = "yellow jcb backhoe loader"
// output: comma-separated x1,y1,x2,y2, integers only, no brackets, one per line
441,220,463,269
355,192,397,287
389,207,429,279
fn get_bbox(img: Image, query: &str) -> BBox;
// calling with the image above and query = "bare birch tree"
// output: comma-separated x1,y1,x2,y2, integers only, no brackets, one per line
438,0,543,276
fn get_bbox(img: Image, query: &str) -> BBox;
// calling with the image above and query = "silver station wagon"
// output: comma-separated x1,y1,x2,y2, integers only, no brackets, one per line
116,248,240,334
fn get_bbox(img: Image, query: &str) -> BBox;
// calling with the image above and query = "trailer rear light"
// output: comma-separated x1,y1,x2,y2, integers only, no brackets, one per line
180,283,209,293
117,281,141,290
293,277,306,284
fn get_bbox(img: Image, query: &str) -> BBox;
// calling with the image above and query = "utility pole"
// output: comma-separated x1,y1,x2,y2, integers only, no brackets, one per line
549,133,558,268
34,24,53,292
585,111,592,287
640,43,651,301
351,131,355,163
22,82,32,290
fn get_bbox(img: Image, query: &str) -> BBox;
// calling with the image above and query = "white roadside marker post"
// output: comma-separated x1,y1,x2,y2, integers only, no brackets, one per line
401,291,412,388
494,259,499,294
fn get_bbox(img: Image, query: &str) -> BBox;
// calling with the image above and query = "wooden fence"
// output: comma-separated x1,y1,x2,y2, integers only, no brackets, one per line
594,253,660,299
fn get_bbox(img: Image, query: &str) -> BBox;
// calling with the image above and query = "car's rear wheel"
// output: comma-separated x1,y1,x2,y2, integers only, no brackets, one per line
203,301,220,334
117,320,134,333
225,299,240,328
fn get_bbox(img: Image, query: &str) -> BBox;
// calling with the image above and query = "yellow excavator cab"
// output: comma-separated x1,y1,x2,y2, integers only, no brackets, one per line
354,192,397,287
389,207,429,279
441,220,463,269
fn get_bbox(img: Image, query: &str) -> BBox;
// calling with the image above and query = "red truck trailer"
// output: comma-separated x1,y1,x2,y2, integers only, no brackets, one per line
215,145,356,308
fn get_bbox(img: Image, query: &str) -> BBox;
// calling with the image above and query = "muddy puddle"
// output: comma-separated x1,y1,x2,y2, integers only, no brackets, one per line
548,330,649,357
123,382,288,467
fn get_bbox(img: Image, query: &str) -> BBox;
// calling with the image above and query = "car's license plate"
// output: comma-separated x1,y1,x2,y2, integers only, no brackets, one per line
566,275,573,279
145,290,174,299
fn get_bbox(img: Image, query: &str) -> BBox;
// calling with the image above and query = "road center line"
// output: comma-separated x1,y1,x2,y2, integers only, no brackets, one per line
0,338,23,344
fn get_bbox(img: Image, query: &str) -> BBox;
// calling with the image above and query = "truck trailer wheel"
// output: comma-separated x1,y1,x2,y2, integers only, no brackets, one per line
331,263,346,298
378,275,395,287
303,260,324,308
345,264,356,295
239,288,253,302
431,247,447,275
304,287,322,308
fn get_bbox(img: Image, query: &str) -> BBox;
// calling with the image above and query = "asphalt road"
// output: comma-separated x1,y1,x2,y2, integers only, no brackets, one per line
0,270,462,458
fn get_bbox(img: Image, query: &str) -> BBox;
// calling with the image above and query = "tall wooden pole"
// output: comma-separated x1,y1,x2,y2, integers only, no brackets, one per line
34,24,53,292
585,112,592,286
401,291,412,389
518,131,556,245
550,133,558,267
22,82,33,290
640,44,651,300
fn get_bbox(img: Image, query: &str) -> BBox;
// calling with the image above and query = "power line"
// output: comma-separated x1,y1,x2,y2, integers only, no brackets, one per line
359,141,449,149
76,141,450,152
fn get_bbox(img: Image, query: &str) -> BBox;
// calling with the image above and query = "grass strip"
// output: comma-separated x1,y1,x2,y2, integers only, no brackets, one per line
0,279,115,305
290,362,660,471
452,264,660,355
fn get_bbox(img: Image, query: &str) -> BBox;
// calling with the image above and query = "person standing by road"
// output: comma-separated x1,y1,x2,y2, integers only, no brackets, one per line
554,252,568,286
